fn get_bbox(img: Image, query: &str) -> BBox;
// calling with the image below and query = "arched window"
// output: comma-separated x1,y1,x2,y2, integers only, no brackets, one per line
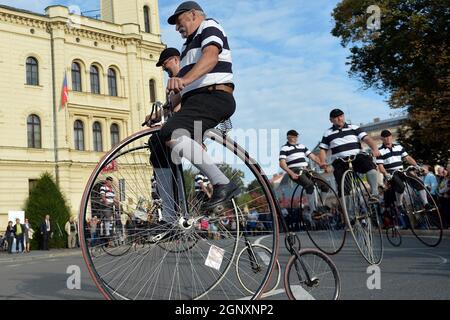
149,79,156,103
90,65,100,94
74,120,85,151
93,121,103,152
26,57,39,86
27,114,41,148
71,62,82,92
110,123,120,147
144,6,151,33
108,68,118,97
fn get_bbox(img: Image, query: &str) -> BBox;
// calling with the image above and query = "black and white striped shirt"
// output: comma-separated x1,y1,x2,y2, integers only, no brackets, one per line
178,18,233,96
279,143,311,168
195,174,210,193
376,143,408,173
319,123,368,162
100,185,115,205
151,175,157,194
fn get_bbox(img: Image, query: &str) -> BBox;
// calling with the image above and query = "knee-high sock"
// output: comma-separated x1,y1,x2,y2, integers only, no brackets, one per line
154,168,177,222
419,189,429,205
366,169,379,196
169,136,230,186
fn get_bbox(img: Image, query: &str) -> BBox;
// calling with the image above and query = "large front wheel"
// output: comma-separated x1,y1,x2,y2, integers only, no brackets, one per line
341,170,383,265
291,176,346,255
79,127,279,300
403,175,443,247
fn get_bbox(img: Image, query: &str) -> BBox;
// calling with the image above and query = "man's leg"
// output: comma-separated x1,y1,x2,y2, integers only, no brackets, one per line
391,173,406,207
20,236,24,252
160,92,237,210
296,171,317,212
149,133,177,222
354,154,379,197
332,160,347,197
15,236,20,252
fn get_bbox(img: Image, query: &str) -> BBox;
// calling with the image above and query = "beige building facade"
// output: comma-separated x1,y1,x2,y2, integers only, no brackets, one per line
0,0,166,229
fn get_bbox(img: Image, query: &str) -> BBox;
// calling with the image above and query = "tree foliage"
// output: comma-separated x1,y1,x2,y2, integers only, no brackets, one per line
23,172,71,249
332,0,450,164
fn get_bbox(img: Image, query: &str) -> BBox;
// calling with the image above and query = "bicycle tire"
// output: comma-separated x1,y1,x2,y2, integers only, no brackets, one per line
235,244,281,295
341,170,383,265
79,127,279,300
291,176,346,255
284,248,340,300
403,175,443,247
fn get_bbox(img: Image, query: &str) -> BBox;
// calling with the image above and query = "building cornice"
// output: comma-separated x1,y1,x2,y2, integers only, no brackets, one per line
0,7,164,49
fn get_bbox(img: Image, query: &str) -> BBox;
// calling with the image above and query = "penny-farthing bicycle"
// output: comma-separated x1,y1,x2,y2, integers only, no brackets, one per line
78,101,280,300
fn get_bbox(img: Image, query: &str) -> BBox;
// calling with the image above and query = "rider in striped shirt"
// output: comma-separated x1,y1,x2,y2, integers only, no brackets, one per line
376,129,431,210
279,130,325,215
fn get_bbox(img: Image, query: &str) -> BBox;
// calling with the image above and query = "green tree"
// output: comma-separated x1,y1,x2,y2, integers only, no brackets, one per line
331,0,450,164
23,172,71,249
217,164,245,190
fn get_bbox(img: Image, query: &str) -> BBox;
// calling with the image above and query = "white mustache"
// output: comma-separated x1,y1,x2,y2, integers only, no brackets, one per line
178,27,187,34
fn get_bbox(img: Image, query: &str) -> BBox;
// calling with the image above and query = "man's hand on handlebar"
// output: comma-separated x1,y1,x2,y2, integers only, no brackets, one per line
167,77,186,94
320,162,332,173
142,111,162,127
289,172,300,181
371,149,381,158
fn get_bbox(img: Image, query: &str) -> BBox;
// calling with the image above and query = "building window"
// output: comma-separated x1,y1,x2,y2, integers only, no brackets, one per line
93,121,103,152
149,79,156,103
144,6,151,33
72,62,82,92
26,57,39,86
27,114,41,148
90,65,100,94
74,120,85,151
110,123,120,147
29,179,38,195
108,68,118,97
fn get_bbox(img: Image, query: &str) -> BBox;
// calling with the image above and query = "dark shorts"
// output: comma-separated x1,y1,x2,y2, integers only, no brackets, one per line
291,168,329,194
389,171,425,194
159,90,236,143
332,153,376,195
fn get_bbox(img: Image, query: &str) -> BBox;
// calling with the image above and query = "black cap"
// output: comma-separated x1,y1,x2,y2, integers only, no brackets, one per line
287,130,299,137
156,47,180,67
381,129,392,137
168,1,204,25
329,108,344,118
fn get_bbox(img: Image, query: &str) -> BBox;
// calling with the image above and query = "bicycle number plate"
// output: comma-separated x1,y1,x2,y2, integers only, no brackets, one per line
205,245,225,271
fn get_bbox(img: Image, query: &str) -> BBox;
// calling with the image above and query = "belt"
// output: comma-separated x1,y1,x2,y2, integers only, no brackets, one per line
183,83,234,99
206,84,234,94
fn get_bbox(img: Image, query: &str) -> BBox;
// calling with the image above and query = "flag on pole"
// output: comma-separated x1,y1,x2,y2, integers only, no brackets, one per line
60,72,69,109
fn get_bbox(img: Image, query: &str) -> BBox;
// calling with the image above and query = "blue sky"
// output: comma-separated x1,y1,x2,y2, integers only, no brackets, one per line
1,0,399,175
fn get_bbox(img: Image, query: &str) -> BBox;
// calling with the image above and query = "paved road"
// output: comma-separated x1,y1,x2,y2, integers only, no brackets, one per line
0,233,449,300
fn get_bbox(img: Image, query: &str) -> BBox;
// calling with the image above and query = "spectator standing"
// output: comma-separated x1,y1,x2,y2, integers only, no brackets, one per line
24,218,34,253
13,218,25,253
422,165,439,198
65,216,78,249
40,214,52,250
5,221,14,254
